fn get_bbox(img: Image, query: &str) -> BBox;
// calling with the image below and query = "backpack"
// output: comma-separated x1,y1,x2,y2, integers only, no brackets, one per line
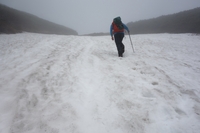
113,17,124,30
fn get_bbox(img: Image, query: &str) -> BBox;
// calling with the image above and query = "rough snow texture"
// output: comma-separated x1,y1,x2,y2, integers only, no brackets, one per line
0,33,200,133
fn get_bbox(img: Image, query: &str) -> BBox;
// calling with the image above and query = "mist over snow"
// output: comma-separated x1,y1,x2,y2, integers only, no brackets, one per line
0,33,200,133
1,0,200,34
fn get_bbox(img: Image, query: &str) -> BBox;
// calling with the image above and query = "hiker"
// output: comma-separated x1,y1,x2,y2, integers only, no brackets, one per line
110,17,130,57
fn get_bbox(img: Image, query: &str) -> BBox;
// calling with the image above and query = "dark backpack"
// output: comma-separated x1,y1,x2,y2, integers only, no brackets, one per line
113,17,124,30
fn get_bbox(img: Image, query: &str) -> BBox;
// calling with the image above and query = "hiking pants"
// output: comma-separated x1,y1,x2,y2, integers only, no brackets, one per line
114,33,124,56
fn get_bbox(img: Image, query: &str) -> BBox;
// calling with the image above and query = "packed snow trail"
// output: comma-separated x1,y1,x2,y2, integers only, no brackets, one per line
0,33,200,133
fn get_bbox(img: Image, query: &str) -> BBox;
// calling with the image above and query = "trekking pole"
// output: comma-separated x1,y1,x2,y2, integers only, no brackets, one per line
128,32,135,53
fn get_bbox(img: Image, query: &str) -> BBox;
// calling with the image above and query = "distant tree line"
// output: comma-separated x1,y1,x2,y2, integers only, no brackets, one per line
127,7,200,34
0,4,78,35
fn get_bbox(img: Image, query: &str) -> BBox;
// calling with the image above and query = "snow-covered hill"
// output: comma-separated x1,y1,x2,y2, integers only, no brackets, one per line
0,33,200,133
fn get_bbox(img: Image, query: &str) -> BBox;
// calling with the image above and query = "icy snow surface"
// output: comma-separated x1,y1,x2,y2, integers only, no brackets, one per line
0,33,200,133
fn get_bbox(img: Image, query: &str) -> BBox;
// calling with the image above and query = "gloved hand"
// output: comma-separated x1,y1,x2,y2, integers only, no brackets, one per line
111,36,114,40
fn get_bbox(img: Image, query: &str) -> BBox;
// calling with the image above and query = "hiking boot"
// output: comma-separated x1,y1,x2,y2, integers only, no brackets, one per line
118,54,123,57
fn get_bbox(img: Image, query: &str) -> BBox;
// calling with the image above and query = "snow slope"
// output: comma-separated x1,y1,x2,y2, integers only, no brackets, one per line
0,33,200,133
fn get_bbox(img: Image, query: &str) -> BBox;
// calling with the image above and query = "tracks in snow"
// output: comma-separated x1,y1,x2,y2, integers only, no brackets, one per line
0,33,200,133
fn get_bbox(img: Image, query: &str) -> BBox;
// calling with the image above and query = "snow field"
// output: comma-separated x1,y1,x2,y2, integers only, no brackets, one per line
0,33,200,133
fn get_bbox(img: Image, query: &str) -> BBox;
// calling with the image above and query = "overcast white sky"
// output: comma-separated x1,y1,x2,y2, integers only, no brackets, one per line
1,0,200,35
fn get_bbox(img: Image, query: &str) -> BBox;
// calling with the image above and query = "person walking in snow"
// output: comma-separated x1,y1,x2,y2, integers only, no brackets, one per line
110,16,130,57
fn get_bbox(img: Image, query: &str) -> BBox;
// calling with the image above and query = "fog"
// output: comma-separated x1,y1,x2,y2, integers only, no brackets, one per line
1,0,200,35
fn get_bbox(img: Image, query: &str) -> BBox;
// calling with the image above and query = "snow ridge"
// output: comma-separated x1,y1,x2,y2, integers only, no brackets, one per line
0,33,200,133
